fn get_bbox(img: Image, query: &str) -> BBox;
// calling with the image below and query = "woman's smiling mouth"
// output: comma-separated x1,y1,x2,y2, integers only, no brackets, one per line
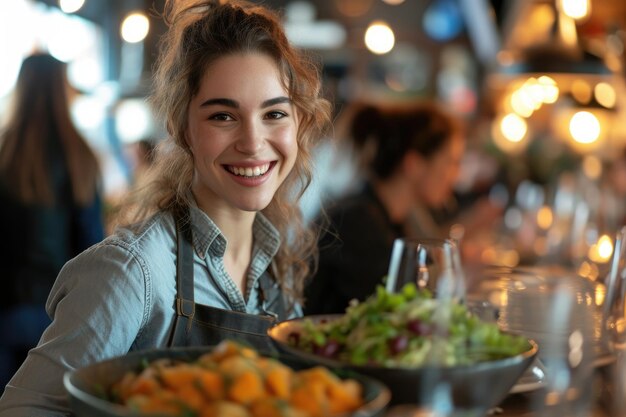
225,162,273,178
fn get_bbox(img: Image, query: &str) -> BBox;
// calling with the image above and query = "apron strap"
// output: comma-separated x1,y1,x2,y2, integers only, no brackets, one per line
175,206,195,318
168,207,195,346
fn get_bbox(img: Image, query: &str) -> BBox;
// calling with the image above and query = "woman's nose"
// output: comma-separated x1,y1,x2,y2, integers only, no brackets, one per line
234,120,265,154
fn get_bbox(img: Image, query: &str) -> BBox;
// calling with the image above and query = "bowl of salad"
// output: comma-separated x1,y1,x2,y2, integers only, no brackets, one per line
269,284,537,411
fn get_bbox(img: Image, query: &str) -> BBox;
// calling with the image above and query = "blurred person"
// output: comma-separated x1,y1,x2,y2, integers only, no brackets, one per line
0,0,331,415
0,53,104,390
305,100,465,314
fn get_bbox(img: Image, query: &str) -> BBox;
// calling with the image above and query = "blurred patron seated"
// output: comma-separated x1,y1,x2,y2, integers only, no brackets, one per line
0,53,104,390
305,100,466,314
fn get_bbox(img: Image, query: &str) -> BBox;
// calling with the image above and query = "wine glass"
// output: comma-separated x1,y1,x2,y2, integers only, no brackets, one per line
384,239,507,417
596,226,626,416
495,269,596,417
601,225,626,353
385,237,466,302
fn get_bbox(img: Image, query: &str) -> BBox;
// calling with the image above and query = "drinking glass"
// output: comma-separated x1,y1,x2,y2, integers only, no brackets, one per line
596,226,626,416
384,238,500,417
385,238,466,302
601,225,626,353
496,270,596,417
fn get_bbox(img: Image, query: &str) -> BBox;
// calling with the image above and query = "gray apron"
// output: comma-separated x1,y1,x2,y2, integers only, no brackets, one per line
167,208,287,354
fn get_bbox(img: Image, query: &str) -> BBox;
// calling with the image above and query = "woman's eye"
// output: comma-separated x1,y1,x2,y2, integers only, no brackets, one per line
209,113,234,121
266,111,288,120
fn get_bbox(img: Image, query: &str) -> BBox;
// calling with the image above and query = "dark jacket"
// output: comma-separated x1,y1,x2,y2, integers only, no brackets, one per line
304,185,404,314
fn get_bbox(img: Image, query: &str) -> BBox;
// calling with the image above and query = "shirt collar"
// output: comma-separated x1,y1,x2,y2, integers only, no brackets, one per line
187,199,281,260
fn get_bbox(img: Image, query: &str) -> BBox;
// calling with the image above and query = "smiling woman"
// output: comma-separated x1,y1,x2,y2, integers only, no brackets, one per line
0,1,331,415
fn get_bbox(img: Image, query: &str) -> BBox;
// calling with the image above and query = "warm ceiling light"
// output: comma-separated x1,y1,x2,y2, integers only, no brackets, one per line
59,0,84,13
491,113,529,154
500,113,528,143
121,12,150,43
594,82,617,109
510,90,535,118
536,206,553,230
537,76,559,103
364,21,395,55
521,78,544,110
588,234,613,264
494,3,609,79
558,0,591,21
569,111,600,144
381,0,405,4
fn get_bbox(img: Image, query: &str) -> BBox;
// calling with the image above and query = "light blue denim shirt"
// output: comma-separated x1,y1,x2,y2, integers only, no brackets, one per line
0,204,301,417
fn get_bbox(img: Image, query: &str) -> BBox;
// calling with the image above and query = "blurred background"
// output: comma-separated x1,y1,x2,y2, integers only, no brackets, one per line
2,0,626,270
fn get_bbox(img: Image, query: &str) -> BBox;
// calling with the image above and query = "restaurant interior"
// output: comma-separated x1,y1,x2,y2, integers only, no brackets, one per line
2,0,626,416
2,0,625,238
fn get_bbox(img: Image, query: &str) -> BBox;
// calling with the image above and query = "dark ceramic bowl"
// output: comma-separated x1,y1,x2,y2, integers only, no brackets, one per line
268,315,538,411
64,345,391,417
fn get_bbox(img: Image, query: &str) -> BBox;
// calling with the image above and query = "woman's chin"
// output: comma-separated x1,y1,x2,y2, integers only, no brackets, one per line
232,197,273,213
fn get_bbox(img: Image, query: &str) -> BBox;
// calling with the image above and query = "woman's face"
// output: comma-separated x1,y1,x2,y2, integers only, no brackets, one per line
186,53,298,214
415,135,465,208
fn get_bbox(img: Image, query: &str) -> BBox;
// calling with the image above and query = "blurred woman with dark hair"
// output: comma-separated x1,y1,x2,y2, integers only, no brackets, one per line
305,100,464,314
0,53,104,387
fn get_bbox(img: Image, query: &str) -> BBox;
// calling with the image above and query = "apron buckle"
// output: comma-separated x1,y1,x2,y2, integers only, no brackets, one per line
176,298,195,318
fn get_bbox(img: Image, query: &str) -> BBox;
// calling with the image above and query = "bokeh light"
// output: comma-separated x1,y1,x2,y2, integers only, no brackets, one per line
364,21,395,55
59,0,84,14
569,111,600,144
121,12,150,43
559,0,591,20
594,82,616,109
115,99,154,144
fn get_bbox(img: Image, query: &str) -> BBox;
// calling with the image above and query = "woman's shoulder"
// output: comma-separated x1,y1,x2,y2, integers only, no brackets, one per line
78,211,178,269
109,211,175,247
54,210,178,296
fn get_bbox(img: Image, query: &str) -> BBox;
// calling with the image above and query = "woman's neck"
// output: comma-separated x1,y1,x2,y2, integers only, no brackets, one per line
216,212,255,296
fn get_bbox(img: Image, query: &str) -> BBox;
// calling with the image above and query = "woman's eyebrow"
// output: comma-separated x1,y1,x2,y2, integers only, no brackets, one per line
261,96,290,108
199,98,237,108
199,96,290,109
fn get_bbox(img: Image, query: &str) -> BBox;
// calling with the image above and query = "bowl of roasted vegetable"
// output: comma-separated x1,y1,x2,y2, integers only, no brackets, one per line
269,284,537,411
63,340,390,417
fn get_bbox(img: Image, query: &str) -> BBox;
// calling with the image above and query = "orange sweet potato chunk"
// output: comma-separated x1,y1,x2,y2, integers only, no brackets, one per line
160,364,202,388
228,370,266,405
249,397,287,417
327,379,363,414
290,379,328,417
196,370,225,401
264,366,292,399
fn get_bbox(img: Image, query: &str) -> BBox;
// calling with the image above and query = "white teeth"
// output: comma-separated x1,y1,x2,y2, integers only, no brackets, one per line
228,163,270,178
